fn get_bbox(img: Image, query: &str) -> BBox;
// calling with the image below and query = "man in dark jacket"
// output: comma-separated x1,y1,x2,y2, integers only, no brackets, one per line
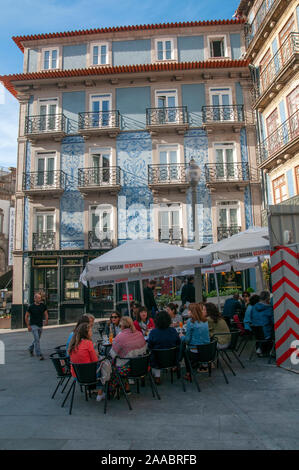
181,277,195,307
143,280,158,317
251,291,274,352
222,293,242,323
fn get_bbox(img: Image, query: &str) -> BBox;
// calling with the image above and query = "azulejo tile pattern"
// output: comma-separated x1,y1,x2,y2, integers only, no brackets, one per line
117,132,153,243
184,129,212,245
240,128,253,228
23,141,31,250
60,136,85,249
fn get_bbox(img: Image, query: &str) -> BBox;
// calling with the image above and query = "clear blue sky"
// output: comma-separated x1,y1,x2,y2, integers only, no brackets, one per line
0,0,240,167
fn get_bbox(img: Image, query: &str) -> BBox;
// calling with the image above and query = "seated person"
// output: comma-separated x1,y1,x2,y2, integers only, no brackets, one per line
68,322,105,402
66,314,95,357
104,311,122,338
166,303,182,328
181,303,210,378
147,310,181,384
131,301,141,321
109,316,147,394
133,306,155,336
222,293,242,323
251,291,274,354
244,294,260,332
205,302,231,349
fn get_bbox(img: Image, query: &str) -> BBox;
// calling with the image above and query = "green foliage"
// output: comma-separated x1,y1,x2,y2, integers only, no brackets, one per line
246,287,255,293
156,294,180,308
206,288,241,298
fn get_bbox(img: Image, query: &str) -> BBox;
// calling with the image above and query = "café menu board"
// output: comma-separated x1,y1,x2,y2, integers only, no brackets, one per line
32,258,58,267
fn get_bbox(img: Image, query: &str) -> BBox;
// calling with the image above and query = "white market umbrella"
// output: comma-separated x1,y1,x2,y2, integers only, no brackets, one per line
80,239,211,314
197,227,270,263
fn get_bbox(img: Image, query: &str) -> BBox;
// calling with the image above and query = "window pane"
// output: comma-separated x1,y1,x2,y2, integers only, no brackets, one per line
93,46,98,65
51,50,57,69
165,41,172,60
171,211,180,226
92,213,99,230
159,151,167,164
170,151,177,164
230,208,238,226
219,209,227,226
101,45,107,64
44,51,50,69
157,41,163,60
102,212,110,231
46,215,54,231
37,216,44,232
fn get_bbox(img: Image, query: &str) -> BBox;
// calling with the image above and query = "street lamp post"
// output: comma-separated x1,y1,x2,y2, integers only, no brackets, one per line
187,158,203,302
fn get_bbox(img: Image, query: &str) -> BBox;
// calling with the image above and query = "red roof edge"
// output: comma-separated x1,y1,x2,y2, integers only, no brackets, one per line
0,59,250,98
12,18,246,53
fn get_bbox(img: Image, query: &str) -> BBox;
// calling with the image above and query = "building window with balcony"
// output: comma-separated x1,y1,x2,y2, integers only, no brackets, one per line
33,211,55,250
158,204,182,245
89,94,112,127
155,39,174,61
90,149,112,185
155,90,178,124
216,201,241,241
208,88,234,121
35,153,56,187
91,43,109,65
213,143,236,180
42,48,59,70
295,167,299,195
89,205,113,249
208,36,227,58
158,145,180,182
38,98,59,131
266,108,280,153
273,175,288,204
279,14,295,46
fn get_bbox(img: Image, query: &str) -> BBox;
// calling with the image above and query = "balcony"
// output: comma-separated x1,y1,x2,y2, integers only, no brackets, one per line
146,107,189,135
88,230,114,250
23,170,67,200
205,163,258,191
25,114,68,142
78,111,120,138
78,167,121,196
245,0,289,57
255,33,299,109
258,110,299,170
217,225,241,241
32,232,56,251
158,227,184,246
202,105,247,132
148,163,190,192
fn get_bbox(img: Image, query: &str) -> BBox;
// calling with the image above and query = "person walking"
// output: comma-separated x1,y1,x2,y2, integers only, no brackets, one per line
25,293,48,360
181,277,195,308
143,280,158,318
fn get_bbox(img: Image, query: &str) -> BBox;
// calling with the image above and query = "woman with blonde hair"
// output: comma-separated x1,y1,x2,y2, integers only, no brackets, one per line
109,316,147,394
181,303,210,379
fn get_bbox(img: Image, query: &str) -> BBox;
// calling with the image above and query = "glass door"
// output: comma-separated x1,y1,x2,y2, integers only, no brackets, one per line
39,99,58,131
91,95,111,127
36,154,55,187
159,146,179,181
156,91,178,123
215,144,235,180
158,207,180,242
33,267,58,323
210,88,231,121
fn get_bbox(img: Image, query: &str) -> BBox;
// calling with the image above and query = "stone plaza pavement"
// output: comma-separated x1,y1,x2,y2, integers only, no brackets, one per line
0,323,298,451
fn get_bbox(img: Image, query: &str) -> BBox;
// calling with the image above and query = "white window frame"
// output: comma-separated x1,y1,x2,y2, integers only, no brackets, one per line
158,144,180,164
208,35,228,58
157,203,182,241
216,200,241,227
89,205,113,237
35,152,57,187
35,211,56,233
155,89,178,108
37,98,59,131
90,42,110,66
41,47,59,70
213,143,237,180
209,87,232,107
155,38,175,61
89,147,112,167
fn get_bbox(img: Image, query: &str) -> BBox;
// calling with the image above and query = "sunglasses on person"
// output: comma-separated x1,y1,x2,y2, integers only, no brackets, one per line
111,315,119,319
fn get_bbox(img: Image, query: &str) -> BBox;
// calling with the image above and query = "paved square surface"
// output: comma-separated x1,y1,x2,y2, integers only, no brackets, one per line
0,324,298,450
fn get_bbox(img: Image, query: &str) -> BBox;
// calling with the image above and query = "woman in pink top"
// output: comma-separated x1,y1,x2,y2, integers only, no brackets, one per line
68,323,105,402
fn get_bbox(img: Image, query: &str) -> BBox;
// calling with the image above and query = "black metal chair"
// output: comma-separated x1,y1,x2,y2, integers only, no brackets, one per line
54,344,67,358
249,326,275,363
184,340,229,391
49,352,72,399
230,321,252,357
150,346,186,392
214,331,245,374
113,354,161,409
62,361,106,415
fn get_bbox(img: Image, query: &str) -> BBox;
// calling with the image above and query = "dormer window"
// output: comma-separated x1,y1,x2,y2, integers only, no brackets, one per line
42,48,59,70
156,39,174,61
92,43,109,65
208,36,227,58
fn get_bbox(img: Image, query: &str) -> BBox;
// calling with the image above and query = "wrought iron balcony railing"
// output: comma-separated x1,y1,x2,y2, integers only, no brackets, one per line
259,33,299,95
88,230,113,249
205,163,251,183
148,163,188,185
146,107,188,126
33,232,56,250
23,170,67,191
158,228,183,245
258,109,299,164
78,111,120,130
78,167,121,187
217,225,241,241
245,0,280,47
202,105,244,123
25,114,67,135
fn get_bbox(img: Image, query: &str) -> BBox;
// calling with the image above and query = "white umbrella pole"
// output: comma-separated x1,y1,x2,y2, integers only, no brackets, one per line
139,269,145,306
125,281,131,317
213,267,221,313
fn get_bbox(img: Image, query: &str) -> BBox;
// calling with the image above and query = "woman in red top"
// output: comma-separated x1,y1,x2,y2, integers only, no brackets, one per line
68,323,105,402
133,306,155,337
